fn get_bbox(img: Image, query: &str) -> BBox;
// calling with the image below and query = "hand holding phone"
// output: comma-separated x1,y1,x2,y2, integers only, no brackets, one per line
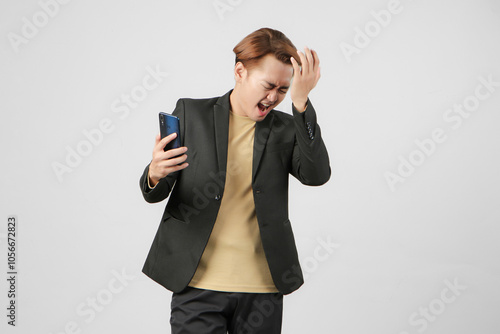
148,113,188,187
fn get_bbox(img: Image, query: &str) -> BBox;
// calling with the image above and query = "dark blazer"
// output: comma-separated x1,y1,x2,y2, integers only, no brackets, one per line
140,89,331,295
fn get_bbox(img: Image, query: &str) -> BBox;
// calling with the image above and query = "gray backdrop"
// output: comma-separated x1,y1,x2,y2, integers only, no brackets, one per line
1,0,499,333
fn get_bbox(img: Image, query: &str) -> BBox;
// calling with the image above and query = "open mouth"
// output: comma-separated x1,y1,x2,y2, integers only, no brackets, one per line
257,102,272,115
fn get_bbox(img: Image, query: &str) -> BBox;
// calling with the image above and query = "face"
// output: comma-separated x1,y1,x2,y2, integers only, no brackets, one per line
231,54,293,122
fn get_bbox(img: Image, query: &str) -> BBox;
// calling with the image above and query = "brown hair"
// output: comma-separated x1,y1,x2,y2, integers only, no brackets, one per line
233,27,301,72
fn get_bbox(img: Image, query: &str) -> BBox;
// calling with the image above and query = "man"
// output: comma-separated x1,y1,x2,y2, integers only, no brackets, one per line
140,27,331,333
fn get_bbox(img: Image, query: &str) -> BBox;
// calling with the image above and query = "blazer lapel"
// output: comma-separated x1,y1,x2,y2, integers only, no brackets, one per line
213,90,231,174
252,111,274,182
213,89,275,182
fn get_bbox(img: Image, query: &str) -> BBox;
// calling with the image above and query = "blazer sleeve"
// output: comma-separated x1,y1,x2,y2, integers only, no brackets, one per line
290,98,331,186
139,99,186,203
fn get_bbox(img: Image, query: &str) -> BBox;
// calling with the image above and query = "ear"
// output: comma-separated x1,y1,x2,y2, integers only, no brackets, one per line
234,61,247,83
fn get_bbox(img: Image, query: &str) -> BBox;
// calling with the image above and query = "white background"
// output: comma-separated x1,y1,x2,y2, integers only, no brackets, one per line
1,0,499,333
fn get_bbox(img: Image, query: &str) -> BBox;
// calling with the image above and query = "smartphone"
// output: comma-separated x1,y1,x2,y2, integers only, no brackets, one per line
159,112,181,151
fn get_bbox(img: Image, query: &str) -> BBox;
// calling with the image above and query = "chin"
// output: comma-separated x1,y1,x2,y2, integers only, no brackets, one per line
252,112,268,122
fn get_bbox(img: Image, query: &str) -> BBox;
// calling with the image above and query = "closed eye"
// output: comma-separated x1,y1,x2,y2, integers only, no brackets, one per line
263,83,288,94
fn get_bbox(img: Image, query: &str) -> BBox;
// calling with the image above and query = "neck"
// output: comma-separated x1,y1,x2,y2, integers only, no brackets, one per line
229,87,246,117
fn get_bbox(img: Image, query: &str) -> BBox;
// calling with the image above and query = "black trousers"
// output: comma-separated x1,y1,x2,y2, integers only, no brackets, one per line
170,286,284,334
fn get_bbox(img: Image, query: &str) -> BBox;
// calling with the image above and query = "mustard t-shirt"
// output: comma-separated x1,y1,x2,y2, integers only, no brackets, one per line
188,110,278,293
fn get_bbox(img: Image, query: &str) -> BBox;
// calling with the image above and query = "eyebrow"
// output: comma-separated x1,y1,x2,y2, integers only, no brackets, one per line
264,81,289,90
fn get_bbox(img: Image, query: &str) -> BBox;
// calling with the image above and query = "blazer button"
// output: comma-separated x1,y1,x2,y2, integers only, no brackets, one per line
215,194,221,201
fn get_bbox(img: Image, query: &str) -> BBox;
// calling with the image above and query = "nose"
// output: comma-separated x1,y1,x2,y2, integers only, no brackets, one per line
267,90,277,103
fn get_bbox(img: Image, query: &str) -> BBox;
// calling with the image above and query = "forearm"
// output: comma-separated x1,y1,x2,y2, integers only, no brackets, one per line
291,99,331,186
